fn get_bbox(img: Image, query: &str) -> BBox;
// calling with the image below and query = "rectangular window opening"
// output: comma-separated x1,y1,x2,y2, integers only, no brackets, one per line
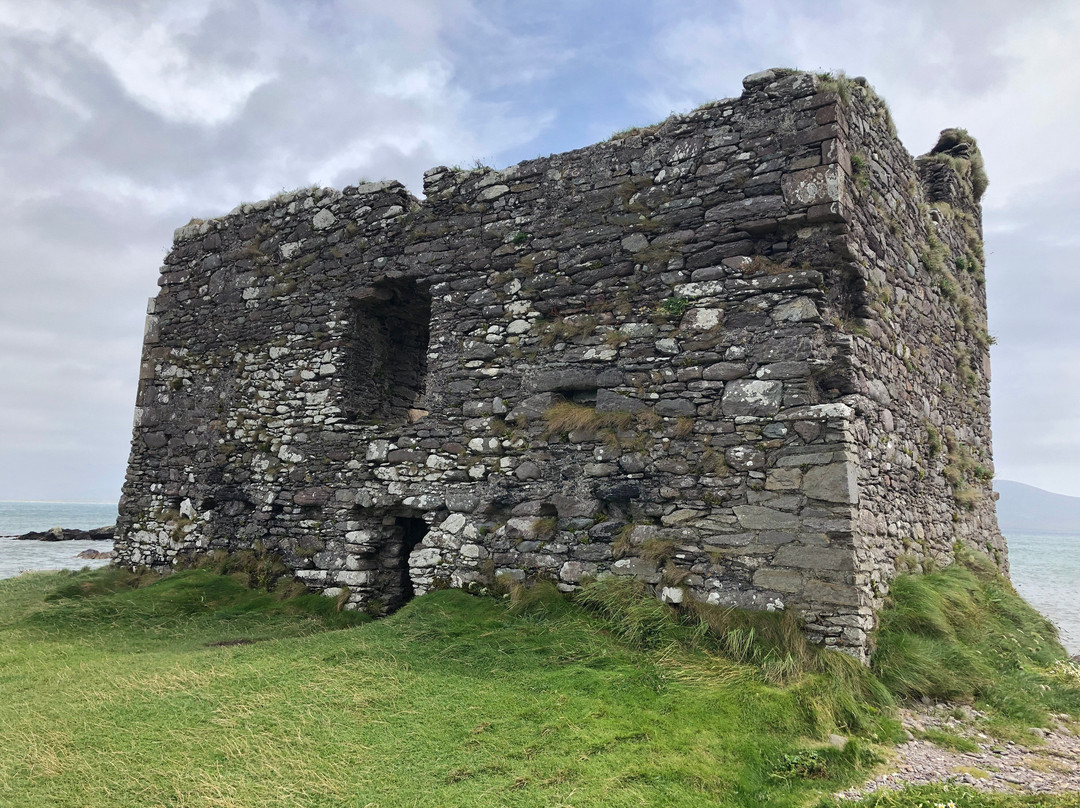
345,278,432,423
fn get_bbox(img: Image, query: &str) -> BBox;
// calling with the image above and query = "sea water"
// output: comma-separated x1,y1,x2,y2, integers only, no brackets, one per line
0,501,117,580
1005,530,1080,656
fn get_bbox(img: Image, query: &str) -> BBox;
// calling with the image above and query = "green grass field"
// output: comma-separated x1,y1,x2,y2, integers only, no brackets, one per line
0,551,1077,808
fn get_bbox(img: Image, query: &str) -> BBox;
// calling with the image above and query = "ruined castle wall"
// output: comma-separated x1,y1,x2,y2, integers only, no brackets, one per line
115,69,1002,656
830,80,1004,602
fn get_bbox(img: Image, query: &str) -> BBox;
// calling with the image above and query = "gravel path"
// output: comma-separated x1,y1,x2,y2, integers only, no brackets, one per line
837,704,1080,799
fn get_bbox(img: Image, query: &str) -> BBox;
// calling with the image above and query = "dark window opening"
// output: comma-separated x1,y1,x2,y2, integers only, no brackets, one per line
565,387,597,405
396,516,428,603
345,278,432,423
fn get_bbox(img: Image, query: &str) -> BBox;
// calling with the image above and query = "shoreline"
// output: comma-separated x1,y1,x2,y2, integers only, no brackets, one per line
837,701,1080,800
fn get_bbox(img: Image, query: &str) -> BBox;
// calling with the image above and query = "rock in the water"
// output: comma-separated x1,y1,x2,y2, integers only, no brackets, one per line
15,525,115,542
76,549,111,560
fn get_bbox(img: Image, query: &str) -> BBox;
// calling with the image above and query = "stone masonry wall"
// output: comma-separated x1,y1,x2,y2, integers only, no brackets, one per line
114,68,1003,659
838,85,1004,605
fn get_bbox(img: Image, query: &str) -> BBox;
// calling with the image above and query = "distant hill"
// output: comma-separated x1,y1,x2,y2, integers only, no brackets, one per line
995,480,1080,534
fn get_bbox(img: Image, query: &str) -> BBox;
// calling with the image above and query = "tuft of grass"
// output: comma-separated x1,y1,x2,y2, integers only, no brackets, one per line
612,522,642,559
920,234,949,278
535,315,598,346
744,255,790,275
850,152,870,190
941,429,990,510
43,564,160,601
506,579,571,618
636,408,663,431
28,567,368,651
603,328,629,348
576,578,893,726
925,421,943,458
609,118,666,140
817,71,853,105
640,538,677,564
533,516,559,537
574,577,688,650
634,243,678,266
178,542,289,590
657,296,690,318
699,446,730,475
542,401,634,438
930,127,989,201
919,728,980,753
953,763,993,778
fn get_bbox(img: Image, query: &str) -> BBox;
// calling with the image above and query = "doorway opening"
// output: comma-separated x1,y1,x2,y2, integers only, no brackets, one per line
395,515,428,603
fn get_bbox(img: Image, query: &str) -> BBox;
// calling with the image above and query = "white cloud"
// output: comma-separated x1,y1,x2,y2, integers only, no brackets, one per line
643,0,1080,202
0,0,559,500
0,0,274,125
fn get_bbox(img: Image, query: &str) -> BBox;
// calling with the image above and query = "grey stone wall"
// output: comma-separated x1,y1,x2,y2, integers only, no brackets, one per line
114,68,1003,658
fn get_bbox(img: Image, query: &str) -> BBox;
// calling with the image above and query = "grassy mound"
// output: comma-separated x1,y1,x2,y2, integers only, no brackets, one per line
0,567,887,807
873,548,1080,739
0,549,1076,808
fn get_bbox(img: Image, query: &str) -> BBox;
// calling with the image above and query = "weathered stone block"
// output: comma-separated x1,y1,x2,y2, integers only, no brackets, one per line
312,209,336,230
702,362,747,381
802,461,859,504
551,494,601,519
294,487,331,506
722,380,783,416
596,389,645,412
704,195,787,223
771,297,819,323
612,557,661,583
143,432,167,449
410,547,442,567
726,446,765,470
753,568,803,592
654,398,697,417
733,505,799,530
773,545,853,571
527,369,598,392
802,578,863,606
514,461,541,480
560,560,598,582
781,164,844,207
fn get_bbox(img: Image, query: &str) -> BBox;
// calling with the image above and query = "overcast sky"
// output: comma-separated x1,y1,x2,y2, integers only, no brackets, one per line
1,0,1078,503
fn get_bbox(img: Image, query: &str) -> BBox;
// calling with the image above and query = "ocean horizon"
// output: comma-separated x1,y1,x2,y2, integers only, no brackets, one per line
0,500,118,536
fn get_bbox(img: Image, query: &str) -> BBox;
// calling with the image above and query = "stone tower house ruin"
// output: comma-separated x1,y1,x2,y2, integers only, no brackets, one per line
114,69,1004,658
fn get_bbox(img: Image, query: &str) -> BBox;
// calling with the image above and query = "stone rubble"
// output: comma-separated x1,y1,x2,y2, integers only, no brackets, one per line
837,704,1080,799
